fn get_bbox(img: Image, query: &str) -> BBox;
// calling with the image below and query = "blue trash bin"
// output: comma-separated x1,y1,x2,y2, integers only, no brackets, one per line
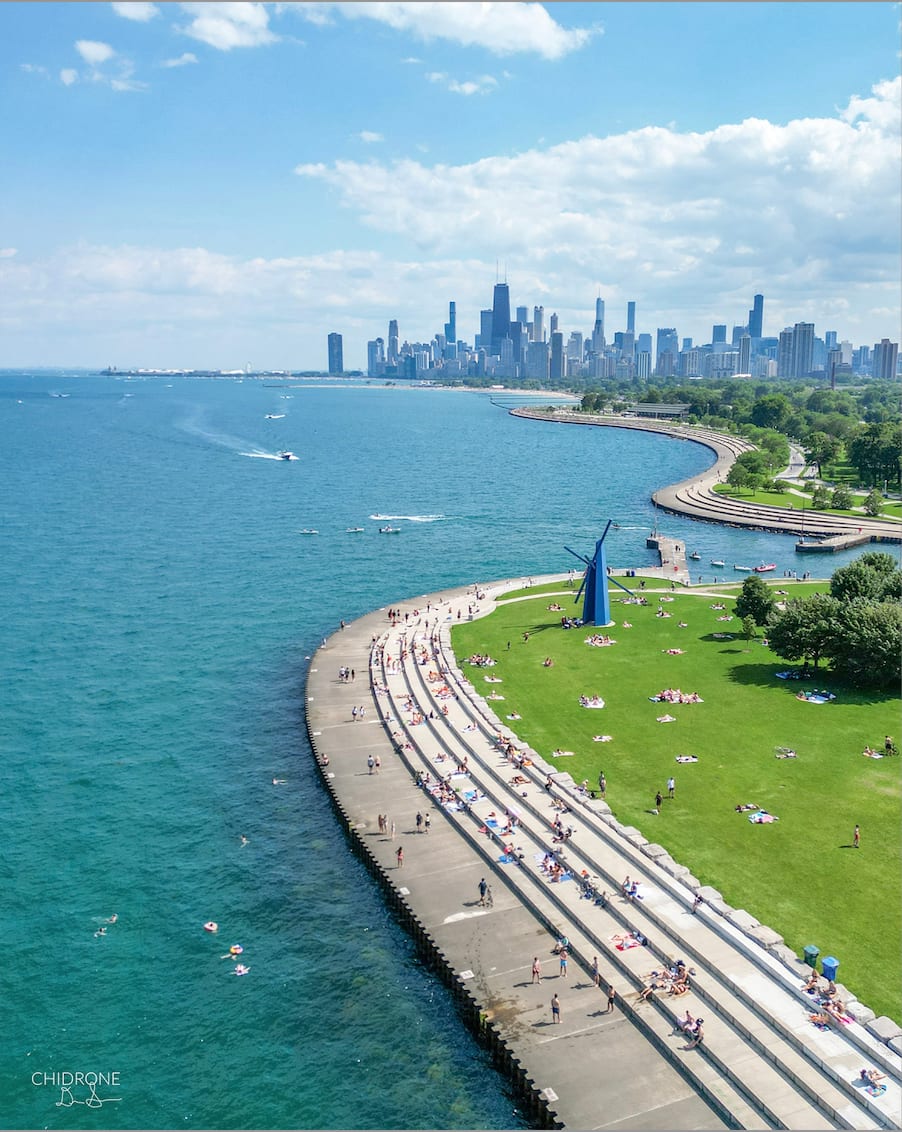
803,945,819,968
821,956,839,982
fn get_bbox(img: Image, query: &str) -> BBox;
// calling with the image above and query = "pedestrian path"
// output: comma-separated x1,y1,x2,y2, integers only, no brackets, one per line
307,580,901,1130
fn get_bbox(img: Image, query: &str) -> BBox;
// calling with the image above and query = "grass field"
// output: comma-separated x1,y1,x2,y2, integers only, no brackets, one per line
712,483,902,523
451,580,901,1022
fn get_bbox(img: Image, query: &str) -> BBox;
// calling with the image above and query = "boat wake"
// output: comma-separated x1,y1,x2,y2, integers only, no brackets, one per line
176,409,291,460
369,513,447,523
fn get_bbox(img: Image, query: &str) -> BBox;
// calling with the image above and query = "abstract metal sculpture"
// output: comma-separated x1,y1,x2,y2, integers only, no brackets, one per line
564,520,634,626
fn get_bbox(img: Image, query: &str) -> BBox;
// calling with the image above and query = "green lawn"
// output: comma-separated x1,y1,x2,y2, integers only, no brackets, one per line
452,583,901,1022
713,484,902,522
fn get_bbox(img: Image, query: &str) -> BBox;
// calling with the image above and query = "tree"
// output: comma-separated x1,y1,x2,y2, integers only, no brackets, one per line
766,595,842,669
742,615,757,646
830,486,853,510
863,488,883,517
829,600,902,688
831,554,902,603
734,574,775,626
726,464,755,493
812,485,831,510
751,394,791,431
804,431,841,477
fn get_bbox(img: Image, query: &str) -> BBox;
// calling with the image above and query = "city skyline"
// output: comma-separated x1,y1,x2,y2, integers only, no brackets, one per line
2,2,900,368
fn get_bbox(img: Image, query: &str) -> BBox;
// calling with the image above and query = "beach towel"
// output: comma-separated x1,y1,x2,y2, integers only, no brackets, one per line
867,1084,887,1097
498,853,516,864
593,735,613,742
749,811,778,823
657,714,677,723
676,755,698,763
611,933,642,951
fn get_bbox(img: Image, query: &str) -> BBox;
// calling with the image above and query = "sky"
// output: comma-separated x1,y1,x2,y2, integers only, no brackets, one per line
2,1,900,370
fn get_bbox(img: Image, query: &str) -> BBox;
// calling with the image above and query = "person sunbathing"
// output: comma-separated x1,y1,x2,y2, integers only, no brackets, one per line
860,1068,886,1084
802,971,820,993
809,1011,830,1027
668,976,691,997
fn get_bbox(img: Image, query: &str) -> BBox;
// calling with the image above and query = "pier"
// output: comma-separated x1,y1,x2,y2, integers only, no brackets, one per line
796,533,876,554
306,579,901,1130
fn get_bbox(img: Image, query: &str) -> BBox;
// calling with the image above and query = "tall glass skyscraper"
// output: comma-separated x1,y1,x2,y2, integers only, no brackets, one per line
748,294,764,339
327,332,343,375
490,283,511,356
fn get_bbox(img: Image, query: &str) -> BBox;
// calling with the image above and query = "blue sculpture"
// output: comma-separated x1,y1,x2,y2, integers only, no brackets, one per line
565,520,634,626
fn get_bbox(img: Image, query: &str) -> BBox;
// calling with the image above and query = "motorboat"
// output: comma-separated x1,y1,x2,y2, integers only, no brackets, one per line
299,529,318,535
379,526,401,534
755,562,777,573
265,413,286,419
346,527,365,533
278,451,296,461
733,565,753,572
689,552,701,560
710,559,726,567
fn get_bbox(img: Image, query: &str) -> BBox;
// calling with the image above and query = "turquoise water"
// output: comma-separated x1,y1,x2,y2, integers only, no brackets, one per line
0,374,878,1130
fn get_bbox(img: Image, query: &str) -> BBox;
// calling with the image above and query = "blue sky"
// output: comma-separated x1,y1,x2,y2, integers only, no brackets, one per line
2,2,900,369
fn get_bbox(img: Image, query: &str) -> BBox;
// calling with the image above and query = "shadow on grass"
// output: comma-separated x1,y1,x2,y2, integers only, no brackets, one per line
726,662,901,705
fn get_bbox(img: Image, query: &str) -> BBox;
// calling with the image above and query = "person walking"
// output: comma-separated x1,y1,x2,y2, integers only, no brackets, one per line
551,993,561,1023
667,775,675,799
390,819,396,840
655,790,663,812
559,947,568,978
606,984,616,1014
478,877,488,906
591,956,600,987
424,813,431,834
353,706,359,723
598,771,606,798
416,812,423,833
853,824,860,849
367,754,375,774
531,956,542,984
396,846,404,869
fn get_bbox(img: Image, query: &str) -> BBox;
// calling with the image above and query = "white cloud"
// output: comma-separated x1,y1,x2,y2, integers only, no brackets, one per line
294,2,596,60
178,2,278,50
293,77,900,341
75,40,116,66
0,248,17,259
357,131,384,144
20,62,49,77
162,52,199,68
426,71,498,96
111,2,159,21
60,68,79,86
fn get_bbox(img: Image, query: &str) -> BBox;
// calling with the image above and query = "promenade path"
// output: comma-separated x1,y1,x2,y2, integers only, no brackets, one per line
510,409,902,546
306,578,901,1131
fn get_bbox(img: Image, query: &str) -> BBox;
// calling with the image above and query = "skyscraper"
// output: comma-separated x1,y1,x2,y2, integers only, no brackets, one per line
777,329,794,377
627,301,636,335
872,339,899,380
444,301,456,346
655,328,678,374
549,331,564,380
387,319,399,366
712,324,727,344
748,294,764,339
327,332,343,375
490,283,511,356
550,312,559,336
515,305,528,326
533,306,545,343
791,322,814,378
591,297,605,354
367,337,385,377
739,334,752,374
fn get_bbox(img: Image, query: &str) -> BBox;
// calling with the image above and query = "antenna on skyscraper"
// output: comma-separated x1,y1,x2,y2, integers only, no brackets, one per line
495,258,499,283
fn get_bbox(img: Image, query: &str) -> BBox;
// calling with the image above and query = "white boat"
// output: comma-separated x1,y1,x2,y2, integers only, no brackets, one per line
278,451,296,461
379,526,401,534
710,558,726,567
265,413,286,419
689,552,701,560
733,564,753,572
299,529,318,535
346,527,365,533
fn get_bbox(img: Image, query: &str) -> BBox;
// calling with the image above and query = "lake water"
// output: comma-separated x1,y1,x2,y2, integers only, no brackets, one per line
0,372,876,1129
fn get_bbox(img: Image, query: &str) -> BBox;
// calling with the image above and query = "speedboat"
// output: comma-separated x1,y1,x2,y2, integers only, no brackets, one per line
379,526,401,534
346,527,365,533
689,552,701,560
265,413,286,419
755,562,777,573
710,559,726,567
278,451,295,461
299,529,318,535
733,565,752,572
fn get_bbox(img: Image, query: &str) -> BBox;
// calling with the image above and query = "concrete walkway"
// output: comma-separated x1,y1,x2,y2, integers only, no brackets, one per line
306,579,901,1130
511,409,902,545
